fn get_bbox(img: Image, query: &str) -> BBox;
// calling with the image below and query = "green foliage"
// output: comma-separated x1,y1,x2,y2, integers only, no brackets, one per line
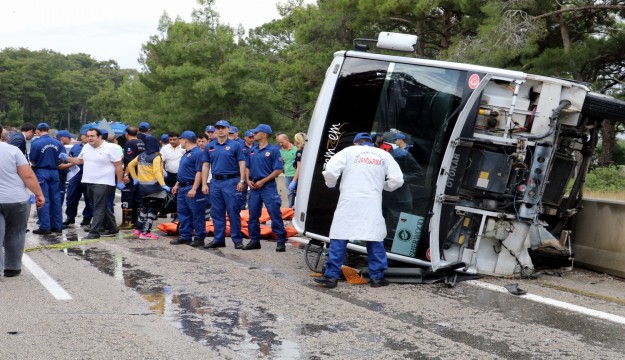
584,166,625,192
3,0,625,149
0,48,128,131
595,140,625,166
0,100,24,127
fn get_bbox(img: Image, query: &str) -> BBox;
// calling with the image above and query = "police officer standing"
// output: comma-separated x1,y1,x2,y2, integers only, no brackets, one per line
242,124,288,252
56,130,74,205
201,120,246,249
239,130,255,210
137,121,151,141
205,125,216,142
63,129,93,227
171,131,207,246
120,126,145,229
228,126,246,147
29,123,64,234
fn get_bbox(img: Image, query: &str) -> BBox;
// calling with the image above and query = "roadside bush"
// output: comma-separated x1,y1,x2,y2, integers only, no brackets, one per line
584,166,625,192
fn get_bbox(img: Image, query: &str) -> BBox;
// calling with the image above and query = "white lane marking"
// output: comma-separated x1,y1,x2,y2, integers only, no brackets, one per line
467,280,625,326
22,253,73,301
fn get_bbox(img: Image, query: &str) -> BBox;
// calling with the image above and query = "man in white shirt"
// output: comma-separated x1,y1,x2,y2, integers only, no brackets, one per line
161,131,186,188
61,128,124,239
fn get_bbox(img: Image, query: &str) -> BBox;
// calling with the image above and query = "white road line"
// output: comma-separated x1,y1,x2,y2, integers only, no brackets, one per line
467,280,625,326
22,253,73,301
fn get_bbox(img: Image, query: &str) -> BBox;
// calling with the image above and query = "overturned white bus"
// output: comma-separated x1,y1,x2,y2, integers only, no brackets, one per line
293,32,625,277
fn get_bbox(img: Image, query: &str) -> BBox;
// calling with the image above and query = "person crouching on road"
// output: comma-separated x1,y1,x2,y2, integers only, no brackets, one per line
171,131,207,247
126,135,168,240
242,124,288,252
314,132,404,289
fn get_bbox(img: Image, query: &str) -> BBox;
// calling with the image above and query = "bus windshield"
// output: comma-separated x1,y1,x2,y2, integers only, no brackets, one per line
306,56,467,259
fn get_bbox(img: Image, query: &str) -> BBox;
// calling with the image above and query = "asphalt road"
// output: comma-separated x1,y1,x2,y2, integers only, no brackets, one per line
2,204,625,359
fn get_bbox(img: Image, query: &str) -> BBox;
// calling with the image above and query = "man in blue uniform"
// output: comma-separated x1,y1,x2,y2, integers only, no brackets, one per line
56,130,74,205
239,130,255,210
137,121,151,141
171,131,207,247
29,123,64,234
242,124,288,252
63,130,93,227
228,126,246,147
204,125,216,142
201,120,246,249
8,122,36,156
120,126,145,229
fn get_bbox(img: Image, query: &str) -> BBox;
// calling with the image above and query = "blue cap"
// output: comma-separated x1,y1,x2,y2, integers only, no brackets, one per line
205,125,215,132
80,128,88,136
215,119,230,128
160,134,169,141
37,122,49,130
244,130,254,137
393,133,406,140
179,130,197,141
138,122,150,131
100,128,109,138
229,126,238,134
252,124,272,135
56,130,74,139
353,132,372,142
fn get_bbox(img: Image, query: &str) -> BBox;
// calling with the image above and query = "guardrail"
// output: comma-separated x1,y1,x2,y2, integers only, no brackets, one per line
572,198,625,278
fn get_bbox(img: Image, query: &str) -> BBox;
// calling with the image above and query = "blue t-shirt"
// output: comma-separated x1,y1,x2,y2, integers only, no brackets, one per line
247,143,284,181
202,139,244,176
8,132,27,155
69,143,85,172
29,134,63,170
177,146,204,183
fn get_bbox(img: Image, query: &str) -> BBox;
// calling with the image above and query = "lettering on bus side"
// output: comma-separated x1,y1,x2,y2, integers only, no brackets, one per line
323,122,349,169
446,153,461,188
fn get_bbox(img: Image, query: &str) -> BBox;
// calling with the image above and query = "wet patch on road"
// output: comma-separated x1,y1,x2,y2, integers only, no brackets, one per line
65,247,301,358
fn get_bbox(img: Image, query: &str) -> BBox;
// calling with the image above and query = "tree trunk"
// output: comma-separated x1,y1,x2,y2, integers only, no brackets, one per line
598,119,616,167
415,21,425,57
439,7,452,50
555,12,584,81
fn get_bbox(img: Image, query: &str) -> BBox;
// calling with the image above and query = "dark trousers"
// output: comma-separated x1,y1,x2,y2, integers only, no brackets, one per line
59,173,67,206
86,183,117,235
0,201,30,272
177,185,207,240
65,173,93,220
248,181,286,243
210,178,243,244
121,179,142,222
165,171,178,187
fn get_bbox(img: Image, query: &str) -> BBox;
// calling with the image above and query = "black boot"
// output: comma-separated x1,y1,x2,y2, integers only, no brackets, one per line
62,218,75,228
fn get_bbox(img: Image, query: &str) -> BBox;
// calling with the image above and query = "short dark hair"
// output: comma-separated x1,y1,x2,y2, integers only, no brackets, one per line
86,128,102,137
168,131,180,138
126,126,138,136
197,133,208,140
21,122,36,132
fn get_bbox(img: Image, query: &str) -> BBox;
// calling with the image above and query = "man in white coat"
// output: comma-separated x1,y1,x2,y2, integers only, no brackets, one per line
314,132,404,288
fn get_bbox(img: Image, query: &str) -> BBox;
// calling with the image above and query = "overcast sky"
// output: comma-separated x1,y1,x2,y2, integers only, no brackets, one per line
0,0,301,70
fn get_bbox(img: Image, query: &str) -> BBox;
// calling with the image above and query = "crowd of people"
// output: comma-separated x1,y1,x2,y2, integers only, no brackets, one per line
0,120,308,278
